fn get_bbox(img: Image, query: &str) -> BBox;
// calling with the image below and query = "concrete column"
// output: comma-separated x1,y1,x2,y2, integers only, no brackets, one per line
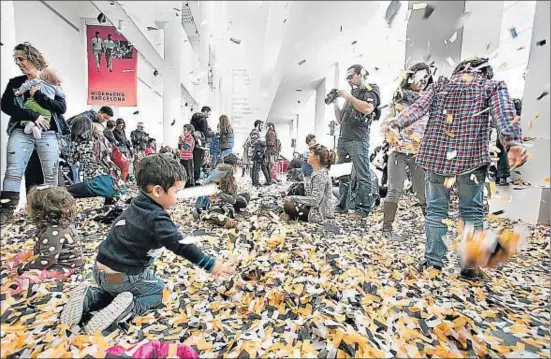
405,1,466,76
489,0,550,225
314,78,326,141
1,1,18,192
162,20,184,147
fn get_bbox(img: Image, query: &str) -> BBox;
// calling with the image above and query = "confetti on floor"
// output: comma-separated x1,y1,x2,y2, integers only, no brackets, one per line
1,180,549,358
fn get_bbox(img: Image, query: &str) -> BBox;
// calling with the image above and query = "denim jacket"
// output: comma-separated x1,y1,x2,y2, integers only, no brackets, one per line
2,75,68,136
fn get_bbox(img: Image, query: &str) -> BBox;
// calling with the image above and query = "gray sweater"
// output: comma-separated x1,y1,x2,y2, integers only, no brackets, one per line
291,170,333,223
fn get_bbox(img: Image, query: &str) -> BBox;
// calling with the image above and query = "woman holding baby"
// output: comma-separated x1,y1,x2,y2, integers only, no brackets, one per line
0,42,69,225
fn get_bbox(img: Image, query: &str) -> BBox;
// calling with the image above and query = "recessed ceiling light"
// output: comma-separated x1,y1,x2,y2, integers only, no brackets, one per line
298,60,306,66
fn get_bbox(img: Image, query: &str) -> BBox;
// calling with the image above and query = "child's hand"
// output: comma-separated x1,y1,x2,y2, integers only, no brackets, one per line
211,260,236,277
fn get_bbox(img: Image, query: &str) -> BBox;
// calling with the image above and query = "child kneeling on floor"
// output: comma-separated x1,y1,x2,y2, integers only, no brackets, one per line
61,155,235,334
283,144,335,223
4,186,83,294
194,160,250,229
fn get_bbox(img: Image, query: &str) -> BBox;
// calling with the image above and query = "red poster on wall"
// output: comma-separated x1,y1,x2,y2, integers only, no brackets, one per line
86,25,137,106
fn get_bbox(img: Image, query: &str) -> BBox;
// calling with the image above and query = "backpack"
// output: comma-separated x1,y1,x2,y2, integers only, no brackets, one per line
193,131,205,149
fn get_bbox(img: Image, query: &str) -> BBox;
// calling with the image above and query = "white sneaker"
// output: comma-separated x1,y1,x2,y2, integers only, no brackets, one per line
85,292,134,334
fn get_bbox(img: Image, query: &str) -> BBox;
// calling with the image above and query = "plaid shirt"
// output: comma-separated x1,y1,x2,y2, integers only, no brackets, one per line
395,73,522,176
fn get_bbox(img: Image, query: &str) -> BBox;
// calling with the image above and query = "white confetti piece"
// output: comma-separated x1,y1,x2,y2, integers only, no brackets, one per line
412,2,427,10
446,150,457,160
446,57,455,66
448,31,458,43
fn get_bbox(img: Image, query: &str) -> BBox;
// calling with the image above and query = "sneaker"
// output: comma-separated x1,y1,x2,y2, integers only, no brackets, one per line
417,259,442,273
497,177,510,186
60,283,90,326
383,230,405,242
85,292,134,335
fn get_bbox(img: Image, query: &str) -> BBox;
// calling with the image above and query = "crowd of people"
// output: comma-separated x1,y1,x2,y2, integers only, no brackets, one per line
0,41,528,336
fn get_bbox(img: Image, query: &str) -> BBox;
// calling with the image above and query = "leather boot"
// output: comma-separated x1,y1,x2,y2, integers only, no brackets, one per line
0,191,20,226
68,182,90,198
382,201,404,241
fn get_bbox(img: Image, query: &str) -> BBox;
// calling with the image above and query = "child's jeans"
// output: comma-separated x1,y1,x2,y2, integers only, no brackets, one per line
4,251,76,294
89,262,165,316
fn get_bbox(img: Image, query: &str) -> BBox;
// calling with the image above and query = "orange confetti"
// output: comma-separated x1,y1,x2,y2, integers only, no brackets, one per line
463,74,474,82
544,176,550,183
444,177,456,188
528,120,533,130
511,116,521,125
445,130,455,138
446,113,453,124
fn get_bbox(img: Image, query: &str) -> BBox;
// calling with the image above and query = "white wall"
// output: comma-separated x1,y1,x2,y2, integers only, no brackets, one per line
12,1,166,144
14,1,88,119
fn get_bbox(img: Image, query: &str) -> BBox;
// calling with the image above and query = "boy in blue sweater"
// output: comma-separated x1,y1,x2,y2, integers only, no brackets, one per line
61,155,235,334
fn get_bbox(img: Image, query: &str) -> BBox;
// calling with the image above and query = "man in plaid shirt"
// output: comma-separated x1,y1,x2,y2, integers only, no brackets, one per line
387,57,527,279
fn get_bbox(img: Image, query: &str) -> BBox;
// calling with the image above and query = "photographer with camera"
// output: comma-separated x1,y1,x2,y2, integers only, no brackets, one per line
330,64,380,219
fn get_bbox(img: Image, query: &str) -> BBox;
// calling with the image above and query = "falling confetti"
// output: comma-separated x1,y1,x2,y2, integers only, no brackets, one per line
444,176,456,188
446,57,455,66
536,39,547,46
385,0,402,26
423,5,435,19
448,31,458,43
528,121,533,130
412,2,427,10
536,91,549,101
509,27,518,38
446,113,453,124
511,116,521,125
463,74,474,82
446,150,457,160
445,131,455,138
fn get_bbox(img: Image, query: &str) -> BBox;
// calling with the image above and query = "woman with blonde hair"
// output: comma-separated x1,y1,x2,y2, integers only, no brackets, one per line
1,42,69,224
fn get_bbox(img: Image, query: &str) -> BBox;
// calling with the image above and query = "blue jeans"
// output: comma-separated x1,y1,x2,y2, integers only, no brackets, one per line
337,139,372,216
90,263,165,316
424,166,487,267
71,165,81,184
3,129,59,192
218,149,232,164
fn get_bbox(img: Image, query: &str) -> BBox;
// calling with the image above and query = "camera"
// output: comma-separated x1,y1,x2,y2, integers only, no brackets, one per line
325,88,339,105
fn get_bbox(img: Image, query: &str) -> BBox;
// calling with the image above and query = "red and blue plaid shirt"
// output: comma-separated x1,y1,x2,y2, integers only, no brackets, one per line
395,73,522,176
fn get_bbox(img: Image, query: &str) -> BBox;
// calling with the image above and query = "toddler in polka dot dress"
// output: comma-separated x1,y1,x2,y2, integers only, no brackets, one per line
4,186,83,295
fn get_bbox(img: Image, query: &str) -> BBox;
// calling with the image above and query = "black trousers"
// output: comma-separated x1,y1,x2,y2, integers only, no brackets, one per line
251,158,270,185
283,198,310,222
192,149,204,181
180,159,195,187
25,149,44,192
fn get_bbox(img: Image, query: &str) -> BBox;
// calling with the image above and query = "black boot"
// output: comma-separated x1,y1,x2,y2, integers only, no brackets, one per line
382,202,404,241
0,191,20,226
68,182,90,198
